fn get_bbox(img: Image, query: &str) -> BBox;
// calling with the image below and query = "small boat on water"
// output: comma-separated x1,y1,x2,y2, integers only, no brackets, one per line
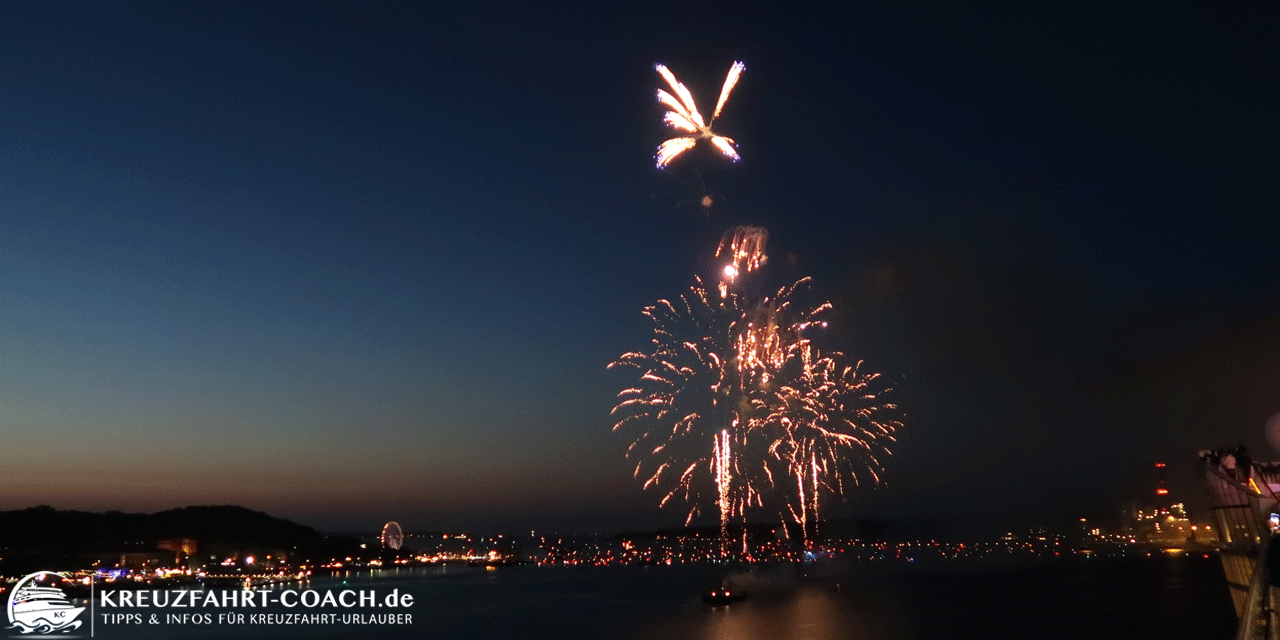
702,587,748,605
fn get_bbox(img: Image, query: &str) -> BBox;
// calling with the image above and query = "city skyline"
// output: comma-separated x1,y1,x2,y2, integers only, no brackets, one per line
1,4,1276,533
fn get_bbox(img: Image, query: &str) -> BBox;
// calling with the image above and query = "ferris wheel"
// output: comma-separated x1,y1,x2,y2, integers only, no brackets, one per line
381,521,403,550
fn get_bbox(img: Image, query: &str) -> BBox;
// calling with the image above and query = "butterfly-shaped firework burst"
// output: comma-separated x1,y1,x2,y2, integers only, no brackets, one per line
653,61,745,168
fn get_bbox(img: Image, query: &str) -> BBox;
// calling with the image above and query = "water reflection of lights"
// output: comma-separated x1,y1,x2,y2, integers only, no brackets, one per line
702,586,854,640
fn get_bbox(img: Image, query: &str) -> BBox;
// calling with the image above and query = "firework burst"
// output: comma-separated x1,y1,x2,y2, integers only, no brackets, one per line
611,271,900,549
625,60,900,546
765,354,900,544
609,279,760,532
609,276,840,545
653,61,745,168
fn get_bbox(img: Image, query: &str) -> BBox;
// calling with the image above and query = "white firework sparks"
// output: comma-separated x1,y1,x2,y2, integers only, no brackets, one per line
716,226,768,297
653,61,745,168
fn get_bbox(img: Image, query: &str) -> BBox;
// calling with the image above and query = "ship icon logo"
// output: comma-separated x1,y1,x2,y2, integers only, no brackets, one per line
6,571,85,634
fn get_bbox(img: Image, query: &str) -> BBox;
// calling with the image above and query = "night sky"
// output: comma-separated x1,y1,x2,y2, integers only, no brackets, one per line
1,3,1276,534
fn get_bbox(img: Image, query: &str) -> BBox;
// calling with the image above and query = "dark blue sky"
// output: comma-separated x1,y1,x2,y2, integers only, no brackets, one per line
1,3,1275,533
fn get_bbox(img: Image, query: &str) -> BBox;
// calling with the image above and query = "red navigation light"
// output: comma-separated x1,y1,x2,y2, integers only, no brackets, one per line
1156,488,1169,495
1155,463,1166,468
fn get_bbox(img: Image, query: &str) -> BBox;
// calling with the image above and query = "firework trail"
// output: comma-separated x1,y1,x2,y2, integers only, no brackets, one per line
716,226,768,297
654,61,745,168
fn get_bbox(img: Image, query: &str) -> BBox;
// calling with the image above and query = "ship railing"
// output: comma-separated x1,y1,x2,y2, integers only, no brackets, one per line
1235,532,1274,640
1200,455,1273,619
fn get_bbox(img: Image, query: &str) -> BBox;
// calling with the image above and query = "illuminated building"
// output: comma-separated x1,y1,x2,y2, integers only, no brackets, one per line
1128,462,1215,546
157,538,198,557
